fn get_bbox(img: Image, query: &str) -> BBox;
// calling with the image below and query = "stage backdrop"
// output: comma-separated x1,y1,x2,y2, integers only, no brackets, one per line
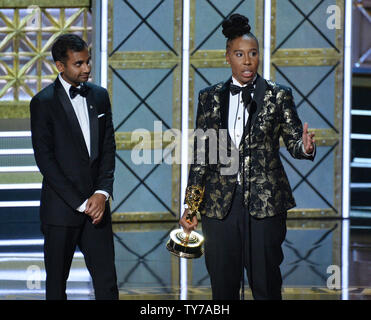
0,0,345,296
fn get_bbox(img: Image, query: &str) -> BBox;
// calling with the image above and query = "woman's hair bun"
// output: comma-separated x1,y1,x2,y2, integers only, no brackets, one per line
222,14,251,39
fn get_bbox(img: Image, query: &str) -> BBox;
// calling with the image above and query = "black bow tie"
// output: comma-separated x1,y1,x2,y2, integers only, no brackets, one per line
230,83,254,95
69,84,89,99
230,83,255,105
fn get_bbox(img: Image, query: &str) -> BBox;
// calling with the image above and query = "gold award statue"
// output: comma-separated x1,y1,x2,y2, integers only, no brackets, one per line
166,185,205,259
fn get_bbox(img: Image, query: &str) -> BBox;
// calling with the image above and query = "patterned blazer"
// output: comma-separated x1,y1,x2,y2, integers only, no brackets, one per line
187,74,315,219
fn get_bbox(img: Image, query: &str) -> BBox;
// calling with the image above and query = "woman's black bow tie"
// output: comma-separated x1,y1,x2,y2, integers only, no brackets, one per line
230,83,255,105
229,83,255,96
69,84,89,99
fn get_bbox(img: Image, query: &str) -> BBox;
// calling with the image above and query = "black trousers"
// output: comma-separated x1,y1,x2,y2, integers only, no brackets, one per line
41,217,118,300
201,186,287,300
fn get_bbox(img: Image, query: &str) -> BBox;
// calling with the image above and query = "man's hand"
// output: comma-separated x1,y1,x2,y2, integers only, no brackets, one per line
85,193,106,225
179,209,198,234
302,122,315,154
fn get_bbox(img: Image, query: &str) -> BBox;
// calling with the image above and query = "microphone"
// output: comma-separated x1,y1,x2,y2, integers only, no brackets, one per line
242,89,252,106
241,85,254,111
240,84,255,301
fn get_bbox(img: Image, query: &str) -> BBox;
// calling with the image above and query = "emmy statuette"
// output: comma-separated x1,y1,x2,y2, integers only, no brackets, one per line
166,186,205,259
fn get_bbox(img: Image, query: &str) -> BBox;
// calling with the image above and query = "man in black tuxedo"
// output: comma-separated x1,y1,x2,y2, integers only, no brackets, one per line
30,34,118,300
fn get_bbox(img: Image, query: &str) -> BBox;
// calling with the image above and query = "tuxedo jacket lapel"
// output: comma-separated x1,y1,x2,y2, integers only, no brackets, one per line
215,78,238,153
85,85,99,163
54,77,90,160
219,78,231,130
251,74,267,127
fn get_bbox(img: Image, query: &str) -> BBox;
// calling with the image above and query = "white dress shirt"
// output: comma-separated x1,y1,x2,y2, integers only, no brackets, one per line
58,74,109,212
227,76,256,184
228,76,256,148
227,75,313,184
59,74,90,154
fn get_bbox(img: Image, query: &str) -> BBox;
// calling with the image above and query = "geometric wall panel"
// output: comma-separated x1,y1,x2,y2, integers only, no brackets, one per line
0,2,91,119
107,0,182,222
271,0,344,217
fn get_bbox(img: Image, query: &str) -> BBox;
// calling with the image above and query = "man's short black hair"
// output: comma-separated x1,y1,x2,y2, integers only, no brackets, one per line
51,34,88,63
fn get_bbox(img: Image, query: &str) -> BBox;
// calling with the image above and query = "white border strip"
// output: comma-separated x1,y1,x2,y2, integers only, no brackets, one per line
0,239,44,246
0,288,91,295
0,149,34,155
100,0,108,89
351,163,371,168
350,182,371,188
353,157,371,163
351,133,371,140
341,219,349,300
351,110,371,116
0,131,31,138
0,166,39,172
263,0,272,80
0,270,90,282
341,0,352,300
0,183,41,190
342,0,352,220
0,201,40,207
180,0,191,301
